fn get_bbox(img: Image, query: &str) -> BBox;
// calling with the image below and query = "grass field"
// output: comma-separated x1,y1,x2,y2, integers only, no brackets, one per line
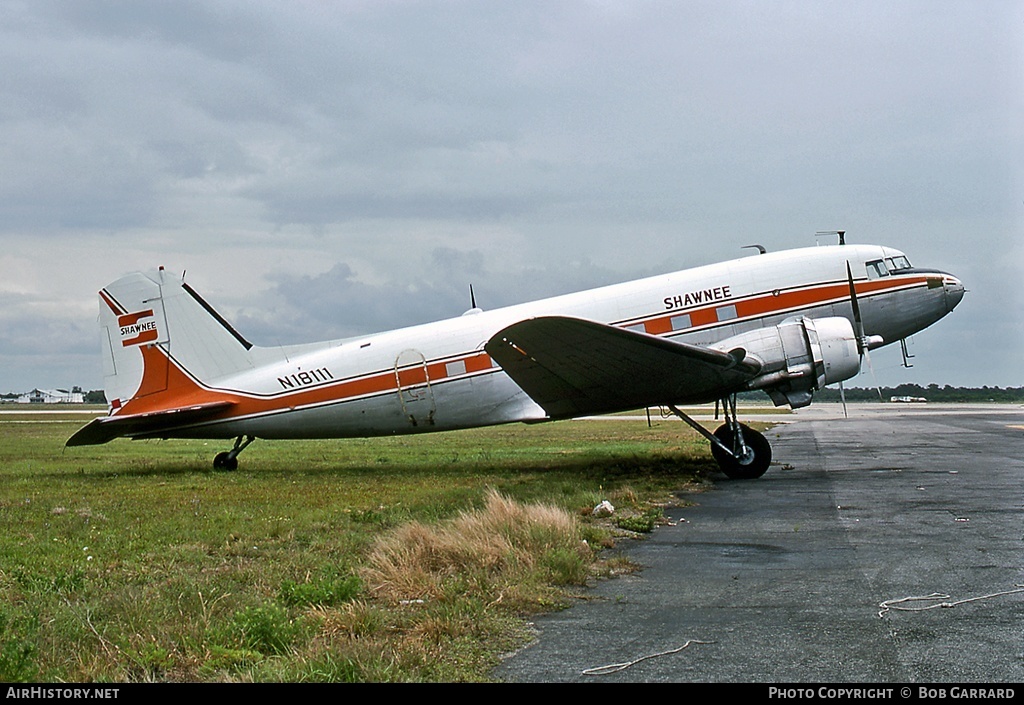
0,407,758,682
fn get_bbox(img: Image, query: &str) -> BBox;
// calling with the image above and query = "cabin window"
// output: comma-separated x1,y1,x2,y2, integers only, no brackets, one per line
866,259,889,279
445,360,467,377
670,314,691,331
715,304,738,322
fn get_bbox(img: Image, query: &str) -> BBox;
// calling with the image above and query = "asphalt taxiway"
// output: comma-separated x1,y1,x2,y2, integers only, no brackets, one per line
494,404,1024,683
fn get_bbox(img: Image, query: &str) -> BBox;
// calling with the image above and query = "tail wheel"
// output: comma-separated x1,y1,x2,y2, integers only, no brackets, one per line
213,451,238,471
212,435,254,471
711,423,772,479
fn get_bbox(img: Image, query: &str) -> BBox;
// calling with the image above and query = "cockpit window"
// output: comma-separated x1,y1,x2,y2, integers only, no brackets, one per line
886,255,912,271
866,259,889,279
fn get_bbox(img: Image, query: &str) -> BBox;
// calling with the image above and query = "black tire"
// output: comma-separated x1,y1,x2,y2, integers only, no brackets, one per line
213,451,238,471
710,423,771,479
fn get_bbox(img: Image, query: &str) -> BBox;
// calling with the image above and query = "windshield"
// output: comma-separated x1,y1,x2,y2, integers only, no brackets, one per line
886,255,912,271
867,254,913,279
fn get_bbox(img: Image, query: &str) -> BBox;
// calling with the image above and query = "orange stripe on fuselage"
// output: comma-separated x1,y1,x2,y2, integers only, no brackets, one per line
114,346,496,424
643,276,926,336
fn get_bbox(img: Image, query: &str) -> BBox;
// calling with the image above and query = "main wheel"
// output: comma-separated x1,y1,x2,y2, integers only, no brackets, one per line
710,423,772,479
213,451,238,471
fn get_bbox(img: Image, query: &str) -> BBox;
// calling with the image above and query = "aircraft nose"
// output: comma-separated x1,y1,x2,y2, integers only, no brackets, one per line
943,274,965,312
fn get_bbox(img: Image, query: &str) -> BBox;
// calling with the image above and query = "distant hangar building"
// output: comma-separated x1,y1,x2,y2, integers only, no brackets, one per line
16,388,85,404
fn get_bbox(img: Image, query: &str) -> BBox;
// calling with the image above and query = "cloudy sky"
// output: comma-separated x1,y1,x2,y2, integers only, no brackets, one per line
1,0,1021,395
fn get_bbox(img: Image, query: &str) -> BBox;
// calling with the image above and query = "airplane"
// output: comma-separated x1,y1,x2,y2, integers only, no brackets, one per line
66,239,964,479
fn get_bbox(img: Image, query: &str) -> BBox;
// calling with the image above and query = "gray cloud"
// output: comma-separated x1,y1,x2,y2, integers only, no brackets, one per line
233,246,636,345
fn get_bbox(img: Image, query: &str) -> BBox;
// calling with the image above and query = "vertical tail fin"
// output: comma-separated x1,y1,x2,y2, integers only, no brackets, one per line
97,267,254,413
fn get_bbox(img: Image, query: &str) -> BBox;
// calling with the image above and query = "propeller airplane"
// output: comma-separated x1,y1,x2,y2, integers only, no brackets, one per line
67,239,964,479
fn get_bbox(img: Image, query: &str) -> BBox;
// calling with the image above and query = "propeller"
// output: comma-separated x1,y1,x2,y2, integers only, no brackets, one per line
846,261,884,401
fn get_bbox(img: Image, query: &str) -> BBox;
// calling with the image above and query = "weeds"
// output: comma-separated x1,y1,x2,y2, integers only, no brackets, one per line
280,575,361,607
0,611,38,682
614,507,665,534
223,603,303,656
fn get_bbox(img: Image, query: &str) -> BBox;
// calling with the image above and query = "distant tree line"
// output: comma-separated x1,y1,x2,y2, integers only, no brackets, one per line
810,384,1024,403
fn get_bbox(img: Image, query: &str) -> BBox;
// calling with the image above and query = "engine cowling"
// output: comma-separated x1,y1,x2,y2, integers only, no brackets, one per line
712,316,862,408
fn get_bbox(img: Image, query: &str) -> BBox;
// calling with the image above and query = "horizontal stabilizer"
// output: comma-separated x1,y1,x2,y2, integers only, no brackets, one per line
485,316,760,418
65,401,236,447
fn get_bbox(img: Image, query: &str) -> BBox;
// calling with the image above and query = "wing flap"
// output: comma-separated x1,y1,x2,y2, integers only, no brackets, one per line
485,316,760,418
66,401,236,447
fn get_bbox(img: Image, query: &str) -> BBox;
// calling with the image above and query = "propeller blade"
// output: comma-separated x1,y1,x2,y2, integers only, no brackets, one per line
845,262,884,399
846,261,866,356
863,348,884,402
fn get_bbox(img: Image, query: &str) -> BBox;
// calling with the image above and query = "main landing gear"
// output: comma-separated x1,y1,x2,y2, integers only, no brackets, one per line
667,396,772,479
213,435,255,471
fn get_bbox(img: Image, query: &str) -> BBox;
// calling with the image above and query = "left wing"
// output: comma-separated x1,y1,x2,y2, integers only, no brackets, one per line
484,316,761,418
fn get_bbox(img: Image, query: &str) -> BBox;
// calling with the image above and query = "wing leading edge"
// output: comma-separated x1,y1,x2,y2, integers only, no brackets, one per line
484,316,761,418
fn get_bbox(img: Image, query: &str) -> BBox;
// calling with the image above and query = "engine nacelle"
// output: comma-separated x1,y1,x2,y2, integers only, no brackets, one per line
713,316,862,408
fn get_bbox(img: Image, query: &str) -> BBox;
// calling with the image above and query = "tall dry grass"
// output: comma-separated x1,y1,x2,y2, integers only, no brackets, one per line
362,489,589,606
